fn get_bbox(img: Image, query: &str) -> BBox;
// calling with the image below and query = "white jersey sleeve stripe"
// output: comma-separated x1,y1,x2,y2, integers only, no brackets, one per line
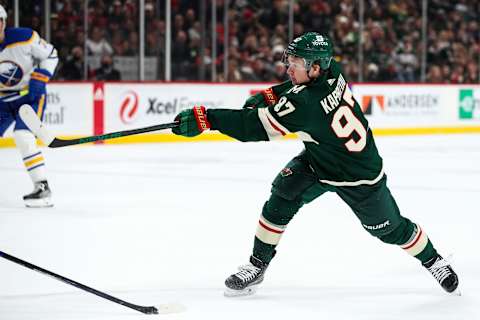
258,108,290,140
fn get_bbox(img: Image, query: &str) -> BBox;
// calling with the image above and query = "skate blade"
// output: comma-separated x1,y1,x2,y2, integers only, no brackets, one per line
450,288,462,296
224,285,258,297
25,197,54,208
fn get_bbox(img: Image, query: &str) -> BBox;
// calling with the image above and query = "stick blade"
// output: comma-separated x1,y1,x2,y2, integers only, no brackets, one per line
19,104,55,145
155,303,187,314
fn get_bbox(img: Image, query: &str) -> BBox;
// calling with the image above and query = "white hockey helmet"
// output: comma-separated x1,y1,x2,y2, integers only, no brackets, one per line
0,5,6,20
0,5,6,33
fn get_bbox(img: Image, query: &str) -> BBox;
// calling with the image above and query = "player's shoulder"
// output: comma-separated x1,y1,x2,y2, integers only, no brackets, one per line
4,28,35,47
282,80,326,109
328,59,347,82
306,61,348,96
329,59,342,73
277,85,308,113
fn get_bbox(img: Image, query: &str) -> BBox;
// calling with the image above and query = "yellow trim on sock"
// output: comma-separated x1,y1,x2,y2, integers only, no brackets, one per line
24,156,44,167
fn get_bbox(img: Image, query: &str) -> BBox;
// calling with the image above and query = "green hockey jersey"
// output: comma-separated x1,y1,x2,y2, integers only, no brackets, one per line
207,60,384,186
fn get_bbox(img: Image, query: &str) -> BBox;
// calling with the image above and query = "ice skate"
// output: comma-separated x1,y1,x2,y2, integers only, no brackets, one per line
423,254,459,294
224,255,268,297
23,180,53,208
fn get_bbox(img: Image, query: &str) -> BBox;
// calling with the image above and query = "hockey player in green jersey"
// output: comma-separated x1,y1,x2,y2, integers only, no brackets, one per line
172,32,459,296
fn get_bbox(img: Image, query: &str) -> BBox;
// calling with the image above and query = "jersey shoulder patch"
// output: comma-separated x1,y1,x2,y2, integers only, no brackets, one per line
3,28,34,48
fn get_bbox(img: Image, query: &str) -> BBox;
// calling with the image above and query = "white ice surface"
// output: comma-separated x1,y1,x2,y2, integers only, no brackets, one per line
0,135,479,320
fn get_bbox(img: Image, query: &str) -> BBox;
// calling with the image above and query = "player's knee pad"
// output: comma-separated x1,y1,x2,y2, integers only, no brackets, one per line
271,156,317,202
378,217,415,245
262,193,302,226
13,129,38,156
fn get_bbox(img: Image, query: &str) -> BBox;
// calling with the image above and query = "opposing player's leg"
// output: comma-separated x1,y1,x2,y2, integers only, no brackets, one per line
13,95,53,208
225,152,328,297
338,175,458,293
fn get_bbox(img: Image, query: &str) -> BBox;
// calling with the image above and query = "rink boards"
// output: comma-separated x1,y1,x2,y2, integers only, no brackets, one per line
1,82,479,147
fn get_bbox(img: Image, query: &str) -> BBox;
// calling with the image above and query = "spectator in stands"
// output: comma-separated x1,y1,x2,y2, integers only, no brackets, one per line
145,2,156,27
109,0,124,26
111,31,126,55
272,61,288,82
58,46,84,80
13,0,480,84
427,65,443,83
252,59,273,82
174,13,186,35
93,54,121,81
172,30,192,80
271,25,287,47
188,21,201,43
226,58,243,82
86,26,113,56
74,29,85,48
125,31,139,56
185,8,197,31
450,65,465,84
394,39,418,82
465,62,478,83
58,0,81,28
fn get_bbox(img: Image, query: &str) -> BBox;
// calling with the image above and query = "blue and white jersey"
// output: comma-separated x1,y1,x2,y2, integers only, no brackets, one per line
0,27,58,93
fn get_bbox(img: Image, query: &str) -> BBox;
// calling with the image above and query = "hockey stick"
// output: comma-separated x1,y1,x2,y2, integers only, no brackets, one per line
0,90,29,102
0,250,185,314
19,104,179,148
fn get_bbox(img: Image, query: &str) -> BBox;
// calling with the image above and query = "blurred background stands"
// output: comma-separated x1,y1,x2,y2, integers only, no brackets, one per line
1,0,478,83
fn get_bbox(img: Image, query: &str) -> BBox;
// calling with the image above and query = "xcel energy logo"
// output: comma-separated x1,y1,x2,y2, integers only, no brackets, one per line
119,91,139,124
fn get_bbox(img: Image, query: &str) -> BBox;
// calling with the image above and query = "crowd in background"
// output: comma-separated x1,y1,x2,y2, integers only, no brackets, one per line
5,0,479,83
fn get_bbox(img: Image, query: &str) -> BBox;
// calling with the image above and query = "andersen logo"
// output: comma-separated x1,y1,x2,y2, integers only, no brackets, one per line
361,93,439,116
361,95,384,115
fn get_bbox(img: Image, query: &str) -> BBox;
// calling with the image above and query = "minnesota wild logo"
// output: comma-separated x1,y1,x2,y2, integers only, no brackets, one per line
280,167,293,177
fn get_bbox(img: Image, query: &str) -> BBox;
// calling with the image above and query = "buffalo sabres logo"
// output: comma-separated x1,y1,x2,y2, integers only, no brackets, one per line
0,61,24,87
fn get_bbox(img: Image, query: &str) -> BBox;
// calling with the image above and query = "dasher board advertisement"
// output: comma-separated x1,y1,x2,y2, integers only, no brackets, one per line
103,83,274,132
1,83,93,138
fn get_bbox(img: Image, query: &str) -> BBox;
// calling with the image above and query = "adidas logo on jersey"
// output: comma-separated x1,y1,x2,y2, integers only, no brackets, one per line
327,78,336,86
320,74,347,114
